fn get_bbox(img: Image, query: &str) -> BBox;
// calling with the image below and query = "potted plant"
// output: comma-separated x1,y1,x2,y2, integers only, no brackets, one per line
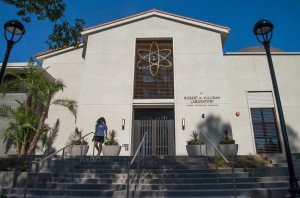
219,129,238,156
69,127,89,156
186,130,206,156
102,129,121,156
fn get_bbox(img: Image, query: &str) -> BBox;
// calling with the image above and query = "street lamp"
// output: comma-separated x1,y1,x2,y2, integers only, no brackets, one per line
253,19,300,197
0,20,25,85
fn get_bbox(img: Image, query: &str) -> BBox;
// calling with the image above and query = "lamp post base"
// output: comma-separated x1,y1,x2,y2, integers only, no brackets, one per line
286,185,300,198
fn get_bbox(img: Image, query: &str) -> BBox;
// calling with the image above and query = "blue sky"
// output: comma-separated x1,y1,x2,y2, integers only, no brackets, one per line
1,0,300,63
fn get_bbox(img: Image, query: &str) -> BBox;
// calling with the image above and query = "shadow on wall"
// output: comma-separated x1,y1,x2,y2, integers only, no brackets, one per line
286,125,300,153
197,114,232,156
43,119,60,156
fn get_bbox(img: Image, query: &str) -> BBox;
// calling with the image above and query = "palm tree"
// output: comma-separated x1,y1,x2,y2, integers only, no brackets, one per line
0,102,38,154
0,58,44,114
0,59,77,155
27,79,77,154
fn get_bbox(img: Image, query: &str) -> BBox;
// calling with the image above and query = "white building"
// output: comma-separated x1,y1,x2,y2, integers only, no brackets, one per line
5,9,300,156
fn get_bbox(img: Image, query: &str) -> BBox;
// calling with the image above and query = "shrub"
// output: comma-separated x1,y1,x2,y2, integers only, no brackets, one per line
186,130,205,145
104,130,119,145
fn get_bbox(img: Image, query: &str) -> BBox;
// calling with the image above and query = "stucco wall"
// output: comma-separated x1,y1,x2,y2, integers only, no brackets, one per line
224,53,300,153
76,16,225,155
41,48,85,153
40,16,300,156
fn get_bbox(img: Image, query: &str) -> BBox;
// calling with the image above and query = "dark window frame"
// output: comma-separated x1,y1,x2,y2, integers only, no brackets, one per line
134,39,174,99
251,108,282,153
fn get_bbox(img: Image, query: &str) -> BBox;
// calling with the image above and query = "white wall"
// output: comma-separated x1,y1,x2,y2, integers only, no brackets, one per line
40,15,300,156
224,53,300,153
76,16,226,155
41,48,85,153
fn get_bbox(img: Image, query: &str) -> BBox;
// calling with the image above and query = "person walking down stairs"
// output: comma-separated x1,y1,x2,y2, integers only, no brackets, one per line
93,117,108,158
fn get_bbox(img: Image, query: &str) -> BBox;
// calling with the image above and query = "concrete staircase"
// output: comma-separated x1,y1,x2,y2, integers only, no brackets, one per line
264,153,300,170
4,155,300,198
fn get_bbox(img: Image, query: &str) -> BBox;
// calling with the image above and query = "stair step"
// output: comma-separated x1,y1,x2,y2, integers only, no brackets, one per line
7,187,286,197
4,154,300,198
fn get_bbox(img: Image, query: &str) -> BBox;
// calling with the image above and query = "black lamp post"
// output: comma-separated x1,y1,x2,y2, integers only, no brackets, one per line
0,20,25,85
253,19,300,198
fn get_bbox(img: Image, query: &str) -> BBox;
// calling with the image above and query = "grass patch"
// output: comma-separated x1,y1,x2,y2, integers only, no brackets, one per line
208,155,273,168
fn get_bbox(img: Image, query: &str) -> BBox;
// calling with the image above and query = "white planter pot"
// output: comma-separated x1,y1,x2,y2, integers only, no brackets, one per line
70,145,89,157
186,145,206,156
219,144,238,156
102,145,121,156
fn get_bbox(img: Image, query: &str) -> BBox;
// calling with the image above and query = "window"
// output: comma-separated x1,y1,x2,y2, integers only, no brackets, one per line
134,39,174,99
3,74,26,93
251,108,282,153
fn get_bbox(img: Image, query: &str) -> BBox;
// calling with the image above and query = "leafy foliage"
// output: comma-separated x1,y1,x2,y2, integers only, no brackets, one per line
2,0,85,49
104,130,119,145
0,59,77,154
0,101,39,154
52,99,77,123
71,139,88,145
186,130,205,145
46,19,85,49
70,127,88,145
219,129,235,144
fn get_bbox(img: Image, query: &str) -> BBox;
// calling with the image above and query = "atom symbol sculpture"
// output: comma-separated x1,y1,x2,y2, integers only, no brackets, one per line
137,41,172,76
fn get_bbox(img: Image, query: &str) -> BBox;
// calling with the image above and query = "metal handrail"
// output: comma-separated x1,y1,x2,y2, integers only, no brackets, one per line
23,132,95,198
199,131,237,198
40,132,94,163
126,132,148,198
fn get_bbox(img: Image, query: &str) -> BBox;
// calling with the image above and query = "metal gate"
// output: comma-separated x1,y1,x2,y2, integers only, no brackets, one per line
133,109,175,156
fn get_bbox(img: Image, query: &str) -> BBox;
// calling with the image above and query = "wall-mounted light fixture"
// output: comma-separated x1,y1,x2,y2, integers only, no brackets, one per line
182,118,185,130
122,119,125,130
202,114,205,119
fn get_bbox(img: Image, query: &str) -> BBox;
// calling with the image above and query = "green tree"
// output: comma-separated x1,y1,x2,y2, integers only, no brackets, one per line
2,0,85,49
0,59,77,154
27,80,77,154
0,102,38,154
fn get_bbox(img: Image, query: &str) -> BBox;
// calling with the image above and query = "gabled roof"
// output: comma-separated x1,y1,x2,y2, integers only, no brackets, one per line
36,9,230,60
82,9,230,43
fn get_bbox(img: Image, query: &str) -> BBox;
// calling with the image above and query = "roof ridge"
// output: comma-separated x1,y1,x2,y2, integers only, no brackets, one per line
82,9,230,33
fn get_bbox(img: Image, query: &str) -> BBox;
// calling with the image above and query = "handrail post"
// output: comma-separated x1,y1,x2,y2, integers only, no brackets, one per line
137,152,140,180
127,161,130,198
93,141,95,158
231,161,237,198
142,133,146,165
126,132,148,198
215,149,219,185
80,139,83,164
22,132,95,198
23,162,32,198
205,143,208,165
200,130,237,196
62,148,65,160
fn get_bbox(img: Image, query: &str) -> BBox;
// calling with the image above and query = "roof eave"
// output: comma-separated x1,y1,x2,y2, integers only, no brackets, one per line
81,9,230,44
35,43,84,62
